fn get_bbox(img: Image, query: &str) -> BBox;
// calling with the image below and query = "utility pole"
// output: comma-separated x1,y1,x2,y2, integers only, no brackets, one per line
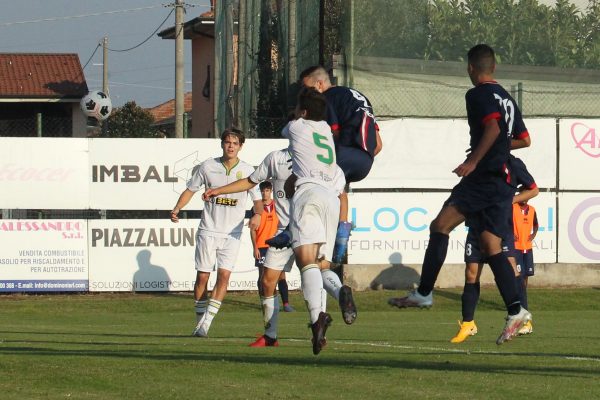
175,0,185,138
102,36,109,95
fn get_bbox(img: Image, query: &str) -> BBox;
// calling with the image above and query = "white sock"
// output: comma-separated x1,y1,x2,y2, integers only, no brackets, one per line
262,295,279,339
194,299,208,323
203,299,222,332
321,285,328,313
301,264,324,324
322,269,342,300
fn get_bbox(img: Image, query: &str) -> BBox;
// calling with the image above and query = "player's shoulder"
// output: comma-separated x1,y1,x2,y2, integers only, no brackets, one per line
193,157,218,174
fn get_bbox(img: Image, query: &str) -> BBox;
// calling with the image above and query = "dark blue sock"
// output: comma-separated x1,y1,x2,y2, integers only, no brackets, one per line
278,278,289,304
488,253,520,315
516,275,528,310
461,282,480,321
417,232,449,296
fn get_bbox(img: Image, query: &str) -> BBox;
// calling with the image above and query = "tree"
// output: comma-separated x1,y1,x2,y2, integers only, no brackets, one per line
104,101,161,138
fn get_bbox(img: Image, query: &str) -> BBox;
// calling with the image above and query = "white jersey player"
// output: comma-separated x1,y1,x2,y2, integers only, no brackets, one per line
170,129,261,338
285,87,351,355
202,148,295,347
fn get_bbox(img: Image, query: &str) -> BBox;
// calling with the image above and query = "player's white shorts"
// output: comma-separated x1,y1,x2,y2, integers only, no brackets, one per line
264,245,295,272
289,182,340,262
195,233,241,273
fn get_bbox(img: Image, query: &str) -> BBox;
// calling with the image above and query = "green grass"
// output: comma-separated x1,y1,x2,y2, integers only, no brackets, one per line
1,288,599,399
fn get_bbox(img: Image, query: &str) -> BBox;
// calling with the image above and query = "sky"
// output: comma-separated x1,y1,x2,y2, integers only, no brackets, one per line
0,0,210,108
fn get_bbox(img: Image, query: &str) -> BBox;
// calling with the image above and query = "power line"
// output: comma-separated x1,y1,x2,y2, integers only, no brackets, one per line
107,9,174,52
82,43,102,70
0,5,165,27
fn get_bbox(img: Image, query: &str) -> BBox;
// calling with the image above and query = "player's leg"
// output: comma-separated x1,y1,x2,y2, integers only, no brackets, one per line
480,230,531,344
193,271,209,322
294,243,332,355
451,261,481,343
249,266,282,347
332,146,373,265
249,247,294,347
517,251,534,335
197,236,240,336
389,203,465,308
278,272,294,312
192,234,216,336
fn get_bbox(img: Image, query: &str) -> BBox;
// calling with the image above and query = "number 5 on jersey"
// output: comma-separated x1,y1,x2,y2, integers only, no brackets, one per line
312,132,334,165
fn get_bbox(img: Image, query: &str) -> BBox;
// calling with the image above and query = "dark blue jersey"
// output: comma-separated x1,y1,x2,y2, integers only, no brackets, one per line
465,81,528,178
509,155,537,191
324,86,378,157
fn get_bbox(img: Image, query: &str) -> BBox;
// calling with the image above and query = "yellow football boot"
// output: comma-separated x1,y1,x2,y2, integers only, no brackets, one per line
450,320,478,343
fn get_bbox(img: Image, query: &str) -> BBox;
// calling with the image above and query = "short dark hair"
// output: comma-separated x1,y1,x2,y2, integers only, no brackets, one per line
297,87,327,122
299,65,322,81
468,44,496,73
259,181,272,191
299,65,330,85
220,127,245,145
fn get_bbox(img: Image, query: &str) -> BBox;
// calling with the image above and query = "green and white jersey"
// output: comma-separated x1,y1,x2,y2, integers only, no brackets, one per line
249,148,292,230
283,118,346,193
187,157,259,237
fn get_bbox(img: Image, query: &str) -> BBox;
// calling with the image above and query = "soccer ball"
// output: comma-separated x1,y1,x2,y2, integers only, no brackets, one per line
80,90,112,121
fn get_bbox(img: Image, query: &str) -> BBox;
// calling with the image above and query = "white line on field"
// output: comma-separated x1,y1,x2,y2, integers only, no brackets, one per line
283,338,600,362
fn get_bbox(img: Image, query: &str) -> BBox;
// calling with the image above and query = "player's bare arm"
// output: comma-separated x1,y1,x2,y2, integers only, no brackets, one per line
511,134,531,150
202,177,257,201
453,118,501,177
249,200,263,231
513,187,539,204
170,189,195,223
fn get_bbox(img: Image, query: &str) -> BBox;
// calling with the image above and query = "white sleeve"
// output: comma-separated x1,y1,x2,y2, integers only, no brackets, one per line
249,152,273,183
186,163,205,192
281,121,292,139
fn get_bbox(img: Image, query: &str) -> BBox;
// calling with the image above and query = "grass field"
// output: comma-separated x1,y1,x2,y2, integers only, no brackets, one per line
1,288,599,399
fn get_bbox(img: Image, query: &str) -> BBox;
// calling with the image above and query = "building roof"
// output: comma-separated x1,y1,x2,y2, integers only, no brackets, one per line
158,0,216,40
0,53,87,99
148,92,193,125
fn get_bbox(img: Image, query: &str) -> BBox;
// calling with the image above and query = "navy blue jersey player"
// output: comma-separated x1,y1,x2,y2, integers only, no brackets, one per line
451,155,539,343
389,44,532,345
299,66,382,265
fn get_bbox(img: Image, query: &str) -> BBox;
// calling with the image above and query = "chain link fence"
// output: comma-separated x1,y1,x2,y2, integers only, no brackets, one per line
0,116,74,137
331,0,600,119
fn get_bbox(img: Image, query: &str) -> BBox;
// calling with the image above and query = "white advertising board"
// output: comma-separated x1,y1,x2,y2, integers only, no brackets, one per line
558,193,600,263
353,119,470,189
512,118,557,189
559,119,600,190
0,219,88,292
87,219,300,292
0,138,89,209
347,191,557,264
353,118,557,190
88,138,288,210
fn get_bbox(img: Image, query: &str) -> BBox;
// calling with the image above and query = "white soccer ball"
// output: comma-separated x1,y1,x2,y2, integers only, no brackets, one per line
80,90,112,121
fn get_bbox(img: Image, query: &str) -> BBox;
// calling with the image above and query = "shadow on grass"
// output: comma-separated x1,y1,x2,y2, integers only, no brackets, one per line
0,343,597,380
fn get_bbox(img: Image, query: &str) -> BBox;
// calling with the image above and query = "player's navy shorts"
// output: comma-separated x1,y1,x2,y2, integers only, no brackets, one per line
445,174,514,240
336,145,373,183
254,247,268,267
515,250,534,276
464,227,516,263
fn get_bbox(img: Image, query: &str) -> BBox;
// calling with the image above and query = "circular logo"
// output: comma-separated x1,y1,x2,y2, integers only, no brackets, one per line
568,197,600,260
